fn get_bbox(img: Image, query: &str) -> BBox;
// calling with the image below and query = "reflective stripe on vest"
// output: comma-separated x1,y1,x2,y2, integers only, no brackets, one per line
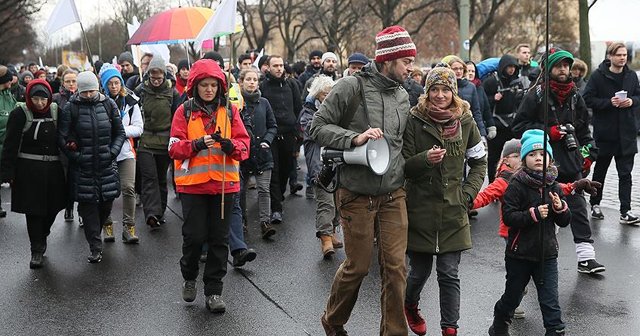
174,106,240,186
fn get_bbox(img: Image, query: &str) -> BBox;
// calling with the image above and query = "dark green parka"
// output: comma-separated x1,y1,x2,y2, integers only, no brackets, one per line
402,101,487,254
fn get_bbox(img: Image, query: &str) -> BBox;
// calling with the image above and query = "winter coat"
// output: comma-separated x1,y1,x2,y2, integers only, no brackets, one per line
260,73,303,135
299,100,323,178
298,65,320,88
458,78,487,136
582,60,639,157
1,83,67,215
168,59,250,195
10,83,26,102
310,63,409,196
512,83,597,183
240,90,277,174
402,103,487,254
0,87,17,155
483,55,525,126
136,79,181,154
502,173,571,261
57,93,126,203
476,84,495,128
403,78,424,108
53,88,73,111
110,92,143,162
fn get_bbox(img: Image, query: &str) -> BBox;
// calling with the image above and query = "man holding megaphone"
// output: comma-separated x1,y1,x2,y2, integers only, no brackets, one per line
310,25,416,336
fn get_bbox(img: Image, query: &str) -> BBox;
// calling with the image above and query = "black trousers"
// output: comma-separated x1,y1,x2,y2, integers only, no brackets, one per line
26,212,58,253
590,154,635,214
78,201,113,253
270,133,297,212
487,123,514,182
138,151,171,220
180,193,233,296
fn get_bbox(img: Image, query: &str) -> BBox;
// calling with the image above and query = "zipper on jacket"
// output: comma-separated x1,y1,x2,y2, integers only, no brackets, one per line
510,229,521,252
435,231,440,253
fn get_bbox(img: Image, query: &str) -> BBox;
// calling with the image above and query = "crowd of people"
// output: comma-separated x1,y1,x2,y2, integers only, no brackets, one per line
0,23,638,335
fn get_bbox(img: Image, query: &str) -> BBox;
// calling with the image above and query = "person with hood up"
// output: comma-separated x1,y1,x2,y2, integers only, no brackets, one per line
57,71,126,263
135,56,181,229
402,65,487,336
99,64,144,243
483,54,526,182
0,65,18,217
168,59,249,313
1,79,67,268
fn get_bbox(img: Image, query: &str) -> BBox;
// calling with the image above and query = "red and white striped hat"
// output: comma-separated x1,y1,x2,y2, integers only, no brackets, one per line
374,26,417,63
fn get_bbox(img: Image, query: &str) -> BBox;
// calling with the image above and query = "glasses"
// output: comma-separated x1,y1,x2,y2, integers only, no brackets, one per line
149,76,164,83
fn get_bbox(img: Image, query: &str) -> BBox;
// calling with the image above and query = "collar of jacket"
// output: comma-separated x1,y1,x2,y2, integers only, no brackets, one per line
265,72,286,84
360,63,401,91
598,59,631,81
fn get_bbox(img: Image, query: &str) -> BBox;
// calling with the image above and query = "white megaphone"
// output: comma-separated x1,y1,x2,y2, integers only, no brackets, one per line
321,137,391,175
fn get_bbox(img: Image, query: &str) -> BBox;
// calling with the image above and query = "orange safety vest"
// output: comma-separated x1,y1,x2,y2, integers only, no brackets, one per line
174,106,240,186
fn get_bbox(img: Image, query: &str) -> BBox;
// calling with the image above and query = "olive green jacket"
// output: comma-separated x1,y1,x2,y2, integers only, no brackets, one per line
402,103,487,253
310,63,409,196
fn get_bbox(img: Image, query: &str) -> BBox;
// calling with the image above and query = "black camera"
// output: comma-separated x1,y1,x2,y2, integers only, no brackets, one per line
559,124,577,151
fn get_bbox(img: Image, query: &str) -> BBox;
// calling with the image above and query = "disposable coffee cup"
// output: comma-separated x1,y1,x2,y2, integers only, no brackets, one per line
615,90,627,100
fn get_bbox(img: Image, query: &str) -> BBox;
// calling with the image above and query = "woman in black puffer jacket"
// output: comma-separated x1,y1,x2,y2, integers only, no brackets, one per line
58,71,126,263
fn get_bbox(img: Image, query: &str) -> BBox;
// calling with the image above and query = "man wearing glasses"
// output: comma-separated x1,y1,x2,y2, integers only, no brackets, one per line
135,56,181,230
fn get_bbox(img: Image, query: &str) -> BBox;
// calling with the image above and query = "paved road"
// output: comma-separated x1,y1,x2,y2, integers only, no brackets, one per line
1,152,639,335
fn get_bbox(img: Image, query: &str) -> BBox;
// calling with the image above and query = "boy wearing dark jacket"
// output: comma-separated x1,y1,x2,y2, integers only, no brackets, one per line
489,129,570,336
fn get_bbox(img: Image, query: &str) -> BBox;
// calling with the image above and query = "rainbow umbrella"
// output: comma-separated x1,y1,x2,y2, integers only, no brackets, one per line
127,7,213,45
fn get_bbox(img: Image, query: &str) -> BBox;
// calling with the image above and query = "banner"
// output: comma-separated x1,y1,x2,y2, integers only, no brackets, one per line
62,50,88,70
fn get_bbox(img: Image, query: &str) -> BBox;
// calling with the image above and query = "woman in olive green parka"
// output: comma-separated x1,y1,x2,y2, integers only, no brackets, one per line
401,65,487,336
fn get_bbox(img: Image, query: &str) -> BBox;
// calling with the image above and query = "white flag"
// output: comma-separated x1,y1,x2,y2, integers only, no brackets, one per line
194,0,238,50
45,0,81,34
252,49,264,68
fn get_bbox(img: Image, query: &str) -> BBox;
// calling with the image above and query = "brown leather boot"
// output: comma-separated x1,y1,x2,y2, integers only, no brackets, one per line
320,235,334,259
331,233,343,248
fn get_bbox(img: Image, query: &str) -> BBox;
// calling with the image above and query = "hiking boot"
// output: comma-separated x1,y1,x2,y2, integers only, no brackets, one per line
29,252,44,269
260,221,276,239
321,313,348,336
232,248,257,267
270,211,282,224
122,225,139,244
404,303,426,336
182,280,197,302
290,183,303,195
64,209,74,222
546,329,565,336
305,186,315,199
146,215,160,229
103,224,115,242
513,306,525,319
590,204,604,220
331,233,343,249
205,295,226,313
78,216,83,227
488,320,510,336
442,327,457,336
620,211,640,225
577,259,605,274
320,235,335,259
0,207,6,218
87,251,103,263
199,251,207,263
468,209,478,218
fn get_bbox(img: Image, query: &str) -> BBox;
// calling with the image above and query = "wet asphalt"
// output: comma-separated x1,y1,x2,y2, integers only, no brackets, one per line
1,156,639,336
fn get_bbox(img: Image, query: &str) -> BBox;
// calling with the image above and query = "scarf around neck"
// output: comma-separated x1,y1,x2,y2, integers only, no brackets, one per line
549,80,575,106
424,100,463,156
515,165,558,189
241,89,261,103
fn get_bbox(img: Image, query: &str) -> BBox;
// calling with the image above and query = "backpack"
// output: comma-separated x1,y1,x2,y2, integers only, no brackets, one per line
16,102,58,133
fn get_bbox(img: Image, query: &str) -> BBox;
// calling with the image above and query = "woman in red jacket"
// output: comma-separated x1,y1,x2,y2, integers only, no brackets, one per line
168,59,249,313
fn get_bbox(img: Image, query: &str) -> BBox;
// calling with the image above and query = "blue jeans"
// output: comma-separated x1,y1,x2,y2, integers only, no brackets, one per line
494,257,564,334
405,250,462,329
229,184,248,254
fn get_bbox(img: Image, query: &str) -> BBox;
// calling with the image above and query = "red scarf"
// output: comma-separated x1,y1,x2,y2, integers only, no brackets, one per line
549,80,575,106
470,78,481,87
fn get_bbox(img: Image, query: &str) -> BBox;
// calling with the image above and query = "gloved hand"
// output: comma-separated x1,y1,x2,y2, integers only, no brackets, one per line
211,131,223,142
572,178,602,196
486,126,497,140
192,136,209,151
582,157,593,177
65,141,78,151
219,138,234,155
549,125,564,142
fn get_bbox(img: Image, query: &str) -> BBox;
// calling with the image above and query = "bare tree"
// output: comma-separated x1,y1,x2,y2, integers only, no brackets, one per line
367,0,450,35
579,0,597,74
238,0,277,51
273,0,317,60
113,0,156,47
306,0,366,62
0,0,45,62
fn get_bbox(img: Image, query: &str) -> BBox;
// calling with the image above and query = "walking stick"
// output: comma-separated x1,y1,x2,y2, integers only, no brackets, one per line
538,0,551,286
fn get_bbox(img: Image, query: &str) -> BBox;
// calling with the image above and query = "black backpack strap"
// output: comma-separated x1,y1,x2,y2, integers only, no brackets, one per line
338,75,365,129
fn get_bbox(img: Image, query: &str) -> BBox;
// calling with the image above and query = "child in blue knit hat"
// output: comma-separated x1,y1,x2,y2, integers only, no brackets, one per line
488,129,571,336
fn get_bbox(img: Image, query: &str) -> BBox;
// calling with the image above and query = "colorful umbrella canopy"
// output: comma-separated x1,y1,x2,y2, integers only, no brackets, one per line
127,7,213,45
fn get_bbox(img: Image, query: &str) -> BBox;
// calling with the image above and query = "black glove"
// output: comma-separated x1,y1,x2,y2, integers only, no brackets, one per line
211,131,223,142
219,138,234,155
192,136,208,151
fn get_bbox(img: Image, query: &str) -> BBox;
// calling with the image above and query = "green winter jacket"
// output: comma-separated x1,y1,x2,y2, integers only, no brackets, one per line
310,63,409,196
402,102,487,254
0,88,17,155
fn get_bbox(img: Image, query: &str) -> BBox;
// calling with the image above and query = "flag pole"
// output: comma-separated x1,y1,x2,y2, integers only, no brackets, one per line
220,32,235,219
78,20,94,72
